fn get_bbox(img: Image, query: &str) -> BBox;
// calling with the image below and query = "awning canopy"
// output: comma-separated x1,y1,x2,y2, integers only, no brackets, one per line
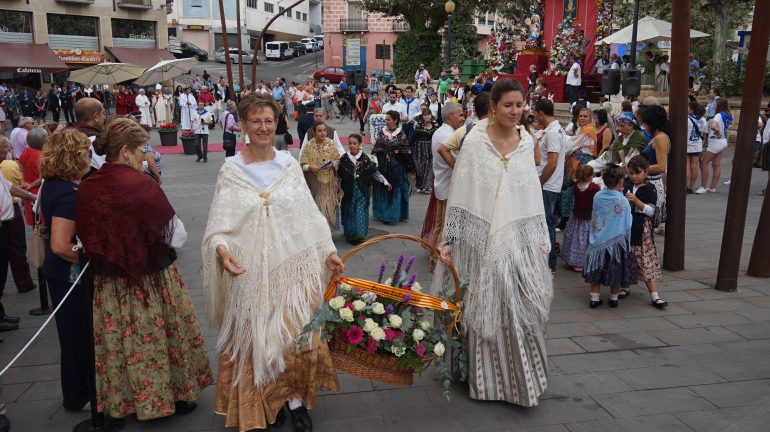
0,42,68,74
105,47,176,69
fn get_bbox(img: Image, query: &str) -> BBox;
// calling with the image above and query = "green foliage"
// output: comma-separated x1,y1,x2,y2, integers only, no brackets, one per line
393,32,442,82
705,59,746,97
445,19,481,67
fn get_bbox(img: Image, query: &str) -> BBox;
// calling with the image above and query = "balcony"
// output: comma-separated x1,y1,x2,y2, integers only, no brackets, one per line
55,0,94,4
339,18,368,33
392,21,410,32
117,0,153,9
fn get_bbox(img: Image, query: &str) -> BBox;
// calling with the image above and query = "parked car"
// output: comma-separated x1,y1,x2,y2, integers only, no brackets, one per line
265,41,294,60
289,41,306,56
370,68,395,84
214,47,254,64
173,42,208,62
313,66,346,83
301,38,320,53
311,36,324,49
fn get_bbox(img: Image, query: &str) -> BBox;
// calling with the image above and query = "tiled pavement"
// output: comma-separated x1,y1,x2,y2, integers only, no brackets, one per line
1,121,769,431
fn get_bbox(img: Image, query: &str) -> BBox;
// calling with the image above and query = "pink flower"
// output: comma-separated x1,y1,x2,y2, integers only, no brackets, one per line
365,337,378,353
384,329,404,341
416,343,426,358
345,325,364,345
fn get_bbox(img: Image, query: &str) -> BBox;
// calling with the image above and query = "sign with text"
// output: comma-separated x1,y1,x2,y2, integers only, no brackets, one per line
346,38,361,67
53,49,105,64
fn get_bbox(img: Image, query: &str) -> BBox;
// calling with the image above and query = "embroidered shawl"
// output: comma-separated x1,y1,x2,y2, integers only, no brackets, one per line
300,137,340,184
584,188,632,273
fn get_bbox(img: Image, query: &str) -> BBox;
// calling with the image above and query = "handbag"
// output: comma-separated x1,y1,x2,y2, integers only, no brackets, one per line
283,132,293,146
27,183,48,269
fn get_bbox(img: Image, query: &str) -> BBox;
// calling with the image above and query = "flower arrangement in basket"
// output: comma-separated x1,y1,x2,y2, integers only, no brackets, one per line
158,123,178,132
303,234,466,398
180,129,196,139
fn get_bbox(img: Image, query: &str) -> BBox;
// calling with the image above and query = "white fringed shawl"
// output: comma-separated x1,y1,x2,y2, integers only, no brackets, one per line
202,157,336,386
433,119,553,342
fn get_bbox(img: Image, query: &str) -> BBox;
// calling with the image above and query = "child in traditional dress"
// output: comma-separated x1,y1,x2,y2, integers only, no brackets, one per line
561,165,601,272
621,155,668,308
300,121,343,230
583,164,637,308
338,134,391,243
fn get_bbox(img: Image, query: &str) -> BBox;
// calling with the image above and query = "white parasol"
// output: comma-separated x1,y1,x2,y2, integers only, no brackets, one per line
134,57,199,86
595,16,710,45
68,62,146,86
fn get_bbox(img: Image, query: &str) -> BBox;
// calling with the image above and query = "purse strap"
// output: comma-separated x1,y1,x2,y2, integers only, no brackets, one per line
33,179,43,227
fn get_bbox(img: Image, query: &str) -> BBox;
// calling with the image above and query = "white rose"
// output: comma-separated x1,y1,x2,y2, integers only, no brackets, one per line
370,327,386,341
433,341,445,356
362,318,379,333
388,314,403,329
392,345,406,357
362,292,377,303
328,296,345,310
419,319,431,331
412,282,423,293
371,302,386,315
338,282,352,293
412,329,425,341
338,307,354,322
352,300,367,311
384,278,392,286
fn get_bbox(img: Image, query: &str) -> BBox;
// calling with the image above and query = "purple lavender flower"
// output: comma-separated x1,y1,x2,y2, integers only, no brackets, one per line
404,256,416,275
392,254,405,286
377,261,387,284
405,273,417,289
403,294,412,305
385,304,395,315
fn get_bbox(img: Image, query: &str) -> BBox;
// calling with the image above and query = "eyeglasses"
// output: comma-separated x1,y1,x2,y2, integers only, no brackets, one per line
247,119,275,128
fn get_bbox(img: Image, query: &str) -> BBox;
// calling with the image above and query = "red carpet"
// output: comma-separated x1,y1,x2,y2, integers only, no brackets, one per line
153,135,372,155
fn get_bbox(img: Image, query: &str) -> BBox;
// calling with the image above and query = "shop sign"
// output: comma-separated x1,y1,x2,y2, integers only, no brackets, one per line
53,48,105,64
187,25,206,31
16,67,41,73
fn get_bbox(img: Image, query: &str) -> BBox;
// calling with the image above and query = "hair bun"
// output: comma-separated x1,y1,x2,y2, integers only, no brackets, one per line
92,132,108,156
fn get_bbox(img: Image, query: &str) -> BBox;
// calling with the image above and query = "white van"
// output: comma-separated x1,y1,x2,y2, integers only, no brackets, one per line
300,38,320,53
265,41,294,60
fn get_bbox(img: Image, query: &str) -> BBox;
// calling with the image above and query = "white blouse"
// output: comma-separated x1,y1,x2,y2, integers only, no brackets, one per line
231,150,292,190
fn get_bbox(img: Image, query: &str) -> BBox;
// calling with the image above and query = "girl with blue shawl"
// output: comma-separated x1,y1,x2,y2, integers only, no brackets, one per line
584,164,637,308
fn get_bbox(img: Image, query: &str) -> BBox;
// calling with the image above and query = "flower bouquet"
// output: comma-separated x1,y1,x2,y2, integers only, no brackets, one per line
180,129,196,138
158,123,178,132
303,234,466,398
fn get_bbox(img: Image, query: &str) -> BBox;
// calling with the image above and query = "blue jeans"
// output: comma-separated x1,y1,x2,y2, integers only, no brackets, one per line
542,190,561,271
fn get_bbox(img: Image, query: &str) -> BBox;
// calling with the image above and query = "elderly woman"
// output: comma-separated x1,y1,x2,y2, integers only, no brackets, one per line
203,94,343,432
37,130,92,411
219,100,241,157
300,121,343,230
371,110,416,224
436,79,552,406
76,118,212,420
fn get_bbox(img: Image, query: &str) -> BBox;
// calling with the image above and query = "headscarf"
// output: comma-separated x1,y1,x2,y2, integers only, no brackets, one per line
616,112,639,129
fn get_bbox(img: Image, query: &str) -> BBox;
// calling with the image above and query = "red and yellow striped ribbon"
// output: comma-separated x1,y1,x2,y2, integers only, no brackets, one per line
325,277,459,312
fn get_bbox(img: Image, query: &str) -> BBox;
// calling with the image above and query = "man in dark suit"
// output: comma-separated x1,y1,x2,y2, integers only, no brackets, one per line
48,87,62,123
17,87,32,117
60,89,75,124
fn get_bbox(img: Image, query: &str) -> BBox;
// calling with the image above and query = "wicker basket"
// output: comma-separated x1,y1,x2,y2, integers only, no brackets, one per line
324,233,461,386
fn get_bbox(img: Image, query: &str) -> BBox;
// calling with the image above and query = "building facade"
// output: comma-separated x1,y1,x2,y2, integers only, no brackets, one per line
167,0,312,56
0,0,171,88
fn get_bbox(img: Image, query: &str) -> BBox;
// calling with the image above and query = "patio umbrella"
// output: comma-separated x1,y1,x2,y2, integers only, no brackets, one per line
134,57,199,86
68,62,146,86
595,16,710,45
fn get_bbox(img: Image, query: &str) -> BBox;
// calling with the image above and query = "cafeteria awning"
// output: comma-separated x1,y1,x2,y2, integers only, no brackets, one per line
0,42,68,74
105,47,177,69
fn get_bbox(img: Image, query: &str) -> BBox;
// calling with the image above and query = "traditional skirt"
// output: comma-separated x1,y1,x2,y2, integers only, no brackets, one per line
372,173,410,224
341,181,369,242
561,217,591,268
413,138,434,192
306,174,343,231
92,263,213,420
215,333,339,431
648,176,667,226
465,307,548,406
632,218,662,282
583,249,638,288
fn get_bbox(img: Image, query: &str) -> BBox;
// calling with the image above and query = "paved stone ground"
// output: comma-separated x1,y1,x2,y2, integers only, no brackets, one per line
1,117,770,432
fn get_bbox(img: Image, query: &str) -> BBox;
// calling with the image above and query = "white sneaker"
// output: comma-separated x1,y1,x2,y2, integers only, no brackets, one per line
694,187,708,194
724,180,731,185
708,188,717,193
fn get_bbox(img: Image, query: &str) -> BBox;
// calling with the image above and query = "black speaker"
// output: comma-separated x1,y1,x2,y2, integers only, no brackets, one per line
601,69,621,95
622,69,641,97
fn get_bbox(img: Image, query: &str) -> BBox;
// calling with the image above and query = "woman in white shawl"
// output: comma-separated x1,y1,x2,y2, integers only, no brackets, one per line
202,94,343,432
436,78,553,407
135,89,153,127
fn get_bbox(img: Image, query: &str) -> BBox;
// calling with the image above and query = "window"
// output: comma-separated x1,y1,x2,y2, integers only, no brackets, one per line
247,0,257,8
48,14,98,36
375,44,390,60
347,1,364,18
302,13,307,21
112,19,155,40
264,2,274,13
287,8,292,17
191,0,202,7
0,10,33,33
279,6,284,15
296,11,301,19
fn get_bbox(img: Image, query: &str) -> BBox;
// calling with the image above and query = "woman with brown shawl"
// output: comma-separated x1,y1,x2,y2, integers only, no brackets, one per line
300,121,343,230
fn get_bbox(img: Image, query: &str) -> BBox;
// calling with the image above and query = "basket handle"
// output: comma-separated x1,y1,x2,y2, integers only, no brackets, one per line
325,233,461,306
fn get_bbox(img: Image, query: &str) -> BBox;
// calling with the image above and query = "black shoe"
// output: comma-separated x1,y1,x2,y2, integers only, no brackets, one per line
2,315,20,324
174,401,197,415
195,157,202,163
652,298,669,309
0,321,18,332
203,158,208,163
609,299,619,308
289,406,312,432
273,407,286,428
589,299,603,309
617,288,631,299
687,188,694,194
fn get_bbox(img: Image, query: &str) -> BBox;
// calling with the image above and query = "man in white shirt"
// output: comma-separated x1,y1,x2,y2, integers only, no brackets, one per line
382,91,408,124
566,55,582,104
428,102,465,269
533,99,566,273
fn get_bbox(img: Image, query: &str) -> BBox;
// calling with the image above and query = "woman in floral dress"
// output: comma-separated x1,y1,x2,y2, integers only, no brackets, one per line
76,118,212,421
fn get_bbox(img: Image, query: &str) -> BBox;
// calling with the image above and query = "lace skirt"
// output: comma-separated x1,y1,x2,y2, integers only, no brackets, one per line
413,138,434,191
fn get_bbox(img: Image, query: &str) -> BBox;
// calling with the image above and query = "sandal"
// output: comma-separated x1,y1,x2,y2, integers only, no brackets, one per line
617,288,631,299
757,190,766,196
652,298,668,309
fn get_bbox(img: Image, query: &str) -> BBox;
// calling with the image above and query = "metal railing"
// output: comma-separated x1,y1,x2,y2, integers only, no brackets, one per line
117,0,152,7
339,18,368,32
392,21,410,32
54,0,95,4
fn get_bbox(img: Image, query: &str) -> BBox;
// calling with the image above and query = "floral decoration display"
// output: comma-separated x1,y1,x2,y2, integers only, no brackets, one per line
180,130,196,138
304,254,466,398
595,0,614,60
523,0,545,50
546,14,589,75
157,123,178,132
488,24,519,74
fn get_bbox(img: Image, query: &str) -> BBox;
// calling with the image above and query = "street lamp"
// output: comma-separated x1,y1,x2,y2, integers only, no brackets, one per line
445,0,455,72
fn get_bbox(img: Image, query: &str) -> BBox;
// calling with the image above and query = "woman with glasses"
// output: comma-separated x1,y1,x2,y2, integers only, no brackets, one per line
203,94,343,432
76,118,212,421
